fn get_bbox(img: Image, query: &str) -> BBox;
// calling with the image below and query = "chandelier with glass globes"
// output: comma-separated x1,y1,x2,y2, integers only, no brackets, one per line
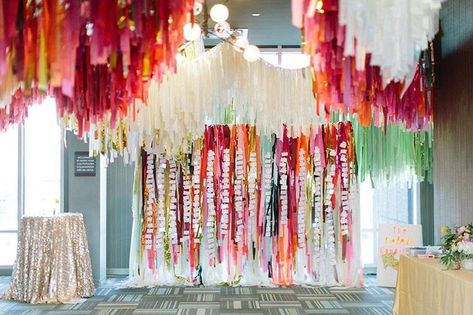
182,1,261,62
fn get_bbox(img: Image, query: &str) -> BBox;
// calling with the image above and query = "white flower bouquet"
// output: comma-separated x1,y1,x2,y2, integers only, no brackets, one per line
458,241,473,259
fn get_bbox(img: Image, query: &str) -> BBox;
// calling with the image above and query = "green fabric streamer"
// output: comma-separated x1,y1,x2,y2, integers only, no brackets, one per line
324,111,432,186
352,120,433,186
213,108,433,186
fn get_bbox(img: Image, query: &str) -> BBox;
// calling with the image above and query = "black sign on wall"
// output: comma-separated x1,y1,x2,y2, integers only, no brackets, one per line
74,152,97,176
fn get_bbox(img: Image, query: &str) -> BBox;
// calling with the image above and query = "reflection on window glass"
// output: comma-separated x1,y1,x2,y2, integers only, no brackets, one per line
0,233,17,266
24,98,61,216
0,126,18,231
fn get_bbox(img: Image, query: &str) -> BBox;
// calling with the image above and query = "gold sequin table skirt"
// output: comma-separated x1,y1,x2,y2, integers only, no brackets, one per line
3,213,95,304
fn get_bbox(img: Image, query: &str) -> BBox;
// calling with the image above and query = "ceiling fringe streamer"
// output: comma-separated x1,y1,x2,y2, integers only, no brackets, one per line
0,0,195,133
133,43,321,154
128,122,363,286
77,43,322,159
292,0,445,129
76,43,432,186
0,1,435,186
353,121,433,186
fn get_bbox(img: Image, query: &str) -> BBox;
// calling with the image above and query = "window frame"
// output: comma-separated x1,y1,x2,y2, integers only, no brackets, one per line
259,46,309,68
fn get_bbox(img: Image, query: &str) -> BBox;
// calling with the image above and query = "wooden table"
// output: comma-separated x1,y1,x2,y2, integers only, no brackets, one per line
3,213,95,303
393,255,473,315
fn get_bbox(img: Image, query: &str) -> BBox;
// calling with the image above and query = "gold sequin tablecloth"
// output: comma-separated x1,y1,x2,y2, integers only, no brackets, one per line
3,213,95,304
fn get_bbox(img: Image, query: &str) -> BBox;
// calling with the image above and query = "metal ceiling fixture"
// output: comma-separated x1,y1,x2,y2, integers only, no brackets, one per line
182,1,261,62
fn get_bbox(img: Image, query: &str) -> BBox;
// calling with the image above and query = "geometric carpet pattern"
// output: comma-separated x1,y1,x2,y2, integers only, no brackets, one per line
0,276,394,315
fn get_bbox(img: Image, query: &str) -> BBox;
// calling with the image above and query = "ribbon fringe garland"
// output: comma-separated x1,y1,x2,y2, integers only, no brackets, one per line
128,121,362,287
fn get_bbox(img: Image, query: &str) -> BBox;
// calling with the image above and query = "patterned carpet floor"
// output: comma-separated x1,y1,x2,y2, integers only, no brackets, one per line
0,276,394,315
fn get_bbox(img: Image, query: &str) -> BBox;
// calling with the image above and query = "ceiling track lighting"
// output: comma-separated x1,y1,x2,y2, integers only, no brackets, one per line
181,1,261,62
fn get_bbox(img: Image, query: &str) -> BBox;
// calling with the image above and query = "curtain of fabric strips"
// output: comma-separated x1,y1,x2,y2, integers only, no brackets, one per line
128,122,362,286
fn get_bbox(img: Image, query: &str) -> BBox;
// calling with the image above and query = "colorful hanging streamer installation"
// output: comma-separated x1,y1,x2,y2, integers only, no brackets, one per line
352,120,433,186
129,121,362,287
0,0,194,134
292,0,440,129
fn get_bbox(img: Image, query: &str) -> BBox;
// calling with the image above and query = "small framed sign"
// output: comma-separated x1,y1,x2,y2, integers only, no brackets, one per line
74,152,96,177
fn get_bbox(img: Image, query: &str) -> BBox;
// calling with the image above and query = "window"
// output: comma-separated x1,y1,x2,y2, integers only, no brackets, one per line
280,52,310,69
0,98,61,267
260,52,279,67
261,48,310,69
24,99,61,216
0,126,19,266
360,179,419,268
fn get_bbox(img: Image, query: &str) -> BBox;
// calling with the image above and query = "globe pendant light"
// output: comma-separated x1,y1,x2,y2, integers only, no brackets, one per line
243,45,260,62
233,36,249,51
214,21,231,38
194,2,203,16
210,4,229,23
183,23,202,41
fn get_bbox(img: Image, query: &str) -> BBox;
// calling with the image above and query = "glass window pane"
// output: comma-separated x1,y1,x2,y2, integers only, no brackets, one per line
280,52,310,69
360,177,416,268
260,52,279,67
374,182,409,225
361,231,374,266
360,180,374,229
0,126,18,230
24,98,61,216
0,233,18,265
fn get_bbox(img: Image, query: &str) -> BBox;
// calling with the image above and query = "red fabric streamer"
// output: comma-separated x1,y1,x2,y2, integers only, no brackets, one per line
297,0,434,129
0,0,194,133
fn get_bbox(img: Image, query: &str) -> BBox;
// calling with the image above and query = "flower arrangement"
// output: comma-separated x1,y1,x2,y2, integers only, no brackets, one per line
440,224,473,269
458,241,473,259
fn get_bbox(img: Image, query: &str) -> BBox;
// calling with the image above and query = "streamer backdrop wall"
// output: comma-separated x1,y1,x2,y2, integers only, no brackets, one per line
128,121,361,287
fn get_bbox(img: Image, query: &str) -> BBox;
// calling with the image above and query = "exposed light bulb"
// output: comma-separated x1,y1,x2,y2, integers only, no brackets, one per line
233,37,249,51
210,4,229,23
183,23,201,41
243,45,260,62
214,21,231,38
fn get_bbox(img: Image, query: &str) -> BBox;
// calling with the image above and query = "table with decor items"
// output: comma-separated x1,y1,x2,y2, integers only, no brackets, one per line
3,213,95,304
393,255,473,315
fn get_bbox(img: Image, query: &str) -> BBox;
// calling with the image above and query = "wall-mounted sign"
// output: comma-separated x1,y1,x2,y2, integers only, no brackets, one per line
377,224,422,287
74,152,96,177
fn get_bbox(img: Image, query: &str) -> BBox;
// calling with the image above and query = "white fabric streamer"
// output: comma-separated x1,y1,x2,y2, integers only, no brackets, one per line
133,43,323,156
339,0,445,83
